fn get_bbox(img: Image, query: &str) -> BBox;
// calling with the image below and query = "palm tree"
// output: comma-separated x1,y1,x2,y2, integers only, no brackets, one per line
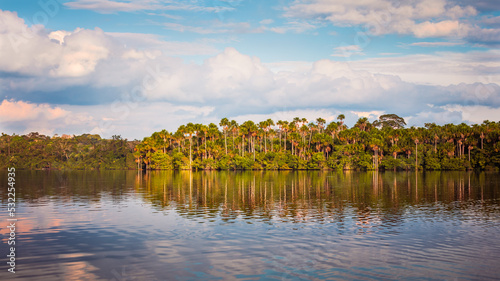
337,114,345,125
355,117,370,132
157,129,170,154
414,137,419,170
307,122,317,148
230,120,239,154
198,124,209,160
184,123,195,169
316,118,326,133
259,121,268,153
282,121,290,152
265,119,275,152
219,118,230,155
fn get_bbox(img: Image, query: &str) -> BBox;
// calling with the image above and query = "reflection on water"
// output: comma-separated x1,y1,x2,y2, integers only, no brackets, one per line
0,171,499,280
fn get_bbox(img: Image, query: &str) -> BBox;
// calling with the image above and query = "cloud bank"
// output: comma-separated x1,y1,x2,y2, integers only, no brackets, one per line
0,9,499,139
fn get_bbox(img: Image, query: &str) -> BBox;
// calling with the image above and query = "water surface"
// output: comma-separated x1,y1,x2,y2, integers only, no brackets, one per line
0,171,499,280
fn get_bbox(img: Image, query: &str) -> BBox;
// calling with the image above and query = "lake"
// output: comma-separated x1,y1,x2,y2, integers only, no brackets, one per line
1,170,499,280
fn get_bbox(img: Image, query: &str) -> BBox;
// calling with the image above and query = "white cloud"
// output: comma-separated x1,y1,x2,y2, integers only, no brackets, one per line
162,20,259,34
106,32,219,56
0,99,78,136
284,0,482,40
351,110,385,119
0,11,111,78
408,42,463,47
230,109,340,126
70,102,216,139
331,44,364,57
441,105,500,124
64,0,235,14
260,19,274,25
0,99,68,122
346,50,500,86
64,0,149,13
1,10,499,138
412,20,470,38
267,21,318,34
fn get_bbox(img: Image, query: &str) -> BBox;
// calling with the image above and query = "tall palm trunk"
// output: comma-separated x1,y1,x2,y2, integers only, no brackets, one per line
284,132,287,152
264,131,267,153
189,138,192,169
415,142,418,171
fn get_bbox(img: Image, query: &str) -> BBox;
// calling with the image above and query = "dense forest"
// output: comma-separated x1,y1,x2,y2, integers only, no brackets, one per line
0,133,137,170
1,114,500,171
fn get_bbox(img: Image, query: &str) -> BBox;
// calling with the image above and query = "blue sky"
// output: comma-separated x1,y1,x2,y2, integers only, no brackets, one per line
1,0,500,139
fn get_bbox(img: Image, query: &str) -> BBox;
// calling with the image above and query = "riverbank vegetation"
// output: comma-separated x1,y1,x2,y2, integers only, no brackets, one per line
1,115,500,170
0,133,137,170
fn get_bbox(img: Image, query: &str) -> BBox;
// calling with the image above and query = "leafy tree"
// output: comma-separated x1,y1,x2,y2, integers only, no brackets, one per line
373,114,406,129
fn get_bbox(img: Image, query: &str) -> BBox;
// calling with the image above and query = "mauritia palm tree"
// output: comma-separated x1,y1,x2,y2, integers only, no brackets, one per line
157,129,171,154
355,117,370,132
259,121,268,153
184,122,195,169
278,120,289,152
219,117,230,155
337,114,345,126
316,117,326,133
198,124,209,160
262,118,274,153
307,122,317,149
230,120,239,154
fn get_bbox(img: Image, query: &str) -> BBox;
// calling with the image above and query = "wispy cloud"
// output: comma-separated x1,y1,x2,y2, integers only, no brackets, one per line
331,45,364,57
1,7,500,139
162,20,259,34
408,42,464,47
282,0,500,45
267,21,318,34
64,0,236,14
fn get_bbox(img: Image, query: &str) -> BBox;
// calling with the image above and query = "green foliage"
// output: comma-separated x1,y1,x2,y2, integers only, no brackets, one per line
308,152,326,169
380,157,405,170
150,152,173,170
441,158,466,170
3,118,500,171
373,114,406,129
423,150,441,170
172,152,190,170
0,133,135,170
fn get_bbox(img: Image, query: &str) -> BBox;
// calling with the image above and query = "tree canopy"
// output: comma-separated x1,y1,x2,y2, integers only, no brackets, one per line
373,114,407,129
2,115,500,171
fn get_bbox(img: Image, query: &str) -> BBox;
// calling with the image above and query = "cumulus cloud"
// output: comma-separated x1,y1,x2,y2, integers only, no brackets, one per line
0,99,68,122
346,50,500,86
1,10,499,138
351,111,385,119
412,20,470,38
0,11,111,77
230,109,340,126
283,0,500,44
0,99,75,136
0,99,216,139
442,105,500,124
107,32,219,56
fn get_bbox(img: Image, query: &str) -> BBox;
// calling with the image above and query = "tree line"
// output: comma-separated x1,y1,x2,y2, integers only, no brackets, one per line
0,133,137,169
1,114,500,170
133,114,500,171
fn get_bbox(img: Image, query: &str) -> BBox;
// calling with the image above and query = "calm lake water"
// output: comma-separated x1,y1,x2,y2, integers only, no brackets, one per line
0,170,499,280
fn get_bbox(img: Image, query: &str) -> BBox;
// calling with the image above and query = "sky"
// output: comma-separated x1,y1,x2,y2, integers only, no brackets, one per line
0,0,499,140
